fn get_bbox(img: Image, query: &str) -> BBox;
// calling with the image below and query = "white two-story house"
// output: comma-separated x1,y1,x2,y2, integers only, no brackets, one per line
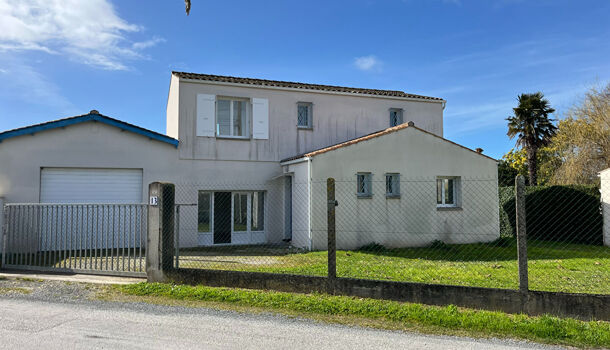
0,72,499,251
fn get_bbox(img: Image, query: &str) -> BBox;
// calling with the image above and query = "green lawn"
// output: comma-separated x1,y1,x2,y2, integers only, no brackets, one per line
178,240,610,294
116,282,610,348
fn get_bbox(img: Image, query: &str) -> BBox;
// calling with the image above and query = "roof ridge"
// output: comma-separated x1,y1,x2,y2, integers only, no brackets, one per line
172,71,443,101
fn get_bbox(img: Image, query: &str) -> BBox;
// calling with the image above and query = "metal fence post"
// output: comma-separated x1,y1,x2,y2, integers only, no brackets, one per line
0,197,5,268
327,178,337,294
175,205,180,269
515,175,529,294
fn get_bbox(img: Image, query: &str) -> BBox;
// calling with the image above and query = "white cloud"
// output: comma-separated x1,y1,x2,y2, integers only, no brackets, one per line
132,37,165,51
0,0,162,70
0,55,77,114
354,55,382,72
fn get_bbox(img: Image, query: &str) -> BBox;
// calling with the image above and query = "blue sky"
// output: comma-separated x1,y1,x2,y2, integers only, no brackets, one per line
0,0,609,159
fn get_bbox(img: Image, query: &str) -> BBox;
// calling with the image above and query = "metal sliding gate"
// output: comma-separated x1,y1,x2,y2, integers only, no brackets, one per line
1,203,148,277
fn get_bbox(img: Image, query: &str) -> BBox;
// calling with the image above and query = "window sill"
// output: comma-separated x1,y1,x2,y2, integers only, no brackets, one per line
216,135,251,140
357,194,372,199
436,206,462,211
386,194,401,199
297,126,313,130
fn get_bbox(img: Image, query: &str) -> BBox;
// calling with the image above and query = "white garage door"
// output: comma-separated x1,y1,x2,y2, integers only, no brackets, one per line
40,168,143,203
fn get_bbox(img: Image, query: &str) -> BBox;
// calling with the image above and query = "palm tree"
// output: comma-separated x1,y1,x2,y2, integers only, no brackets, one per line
506,92,557,186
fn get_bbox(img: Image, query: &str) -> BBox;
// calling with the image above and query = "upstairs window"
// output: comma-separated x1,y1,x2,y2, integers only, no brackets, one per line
437,177,460,207
386,173,400,197
217,98,249,138
297,102,313,129
389,108,403,127
357,173,372,197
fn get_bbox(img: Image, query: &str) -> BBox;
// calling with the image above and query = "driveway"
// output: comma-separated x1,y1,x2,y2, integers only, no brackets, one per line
0,278,566,350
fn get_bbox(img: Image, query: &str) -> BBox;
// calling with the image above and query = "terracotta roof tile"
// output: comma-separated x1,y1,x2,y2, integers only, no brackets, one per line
172,71,443,101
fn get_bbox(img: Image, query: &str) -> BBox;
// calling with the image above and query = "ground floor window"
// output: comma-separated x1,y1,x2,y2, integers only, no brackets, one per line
198,192,211,232
233,193,248,232
252,191,264,231
436,177,460,207
198,190,265,240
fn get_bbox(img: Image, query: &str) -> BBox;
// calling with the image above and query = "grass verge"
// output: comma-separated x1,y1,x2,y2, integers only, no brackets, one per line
0,287,32,295
115,282,610,348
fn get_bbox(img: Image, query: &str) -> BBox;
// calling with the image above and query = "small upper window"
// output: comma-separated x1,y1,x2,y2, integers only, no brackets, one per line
437,177,460,207
297,102,313,128
386,173,400,197
389,108,403,127
217,98,249,138
357,173,372,197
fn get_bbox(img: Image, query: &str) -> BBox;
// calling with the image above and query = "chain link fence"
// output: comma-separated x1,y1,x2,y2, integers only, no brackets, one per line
170,176,609,295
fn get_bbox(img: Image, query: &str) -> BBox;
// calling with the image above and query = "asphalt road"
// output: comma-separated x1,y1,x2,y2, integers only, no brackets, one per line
0,296,566,350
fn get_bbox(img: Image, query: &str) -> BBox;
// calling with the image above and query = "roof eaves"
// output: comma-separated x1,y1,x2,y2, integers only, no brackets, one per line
172,71,444,102
0,113,179,148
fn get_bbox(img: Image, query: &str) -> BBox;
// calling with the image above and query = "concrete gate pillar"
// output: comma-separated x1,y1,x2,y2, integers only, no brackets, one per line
146,183,175,282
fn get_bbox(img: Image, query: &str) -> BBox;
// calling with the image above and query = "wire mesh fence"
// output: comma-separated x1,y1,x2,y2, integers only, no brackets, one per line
170,176,609,295
172,180,322,274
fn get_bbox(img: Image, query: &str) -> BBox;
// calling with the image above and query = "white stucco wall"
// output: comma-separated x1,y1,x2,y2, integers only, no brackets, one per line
173,77,445,163
600,168,610,246
283,160,311,249
166,74,180,139
0,122,286,249
301,126,499,250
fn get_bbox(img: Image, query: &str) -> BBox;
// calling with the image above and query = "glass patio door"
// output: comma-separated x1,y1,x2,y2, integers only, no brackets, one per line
232,193,250,233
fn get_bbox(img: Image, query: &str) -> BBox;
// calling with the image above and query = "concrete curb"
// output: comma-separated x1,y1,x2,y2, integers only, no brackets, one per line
0,271,145,285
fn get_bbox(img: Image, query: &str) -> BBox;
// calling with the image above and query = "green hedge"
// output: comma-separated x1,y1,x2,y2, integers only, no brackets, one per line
499,185,603,245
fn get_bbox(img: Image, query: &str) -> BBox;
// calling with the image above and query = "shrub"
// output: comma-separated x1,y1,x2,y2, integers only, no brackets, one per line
499,185,603,245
